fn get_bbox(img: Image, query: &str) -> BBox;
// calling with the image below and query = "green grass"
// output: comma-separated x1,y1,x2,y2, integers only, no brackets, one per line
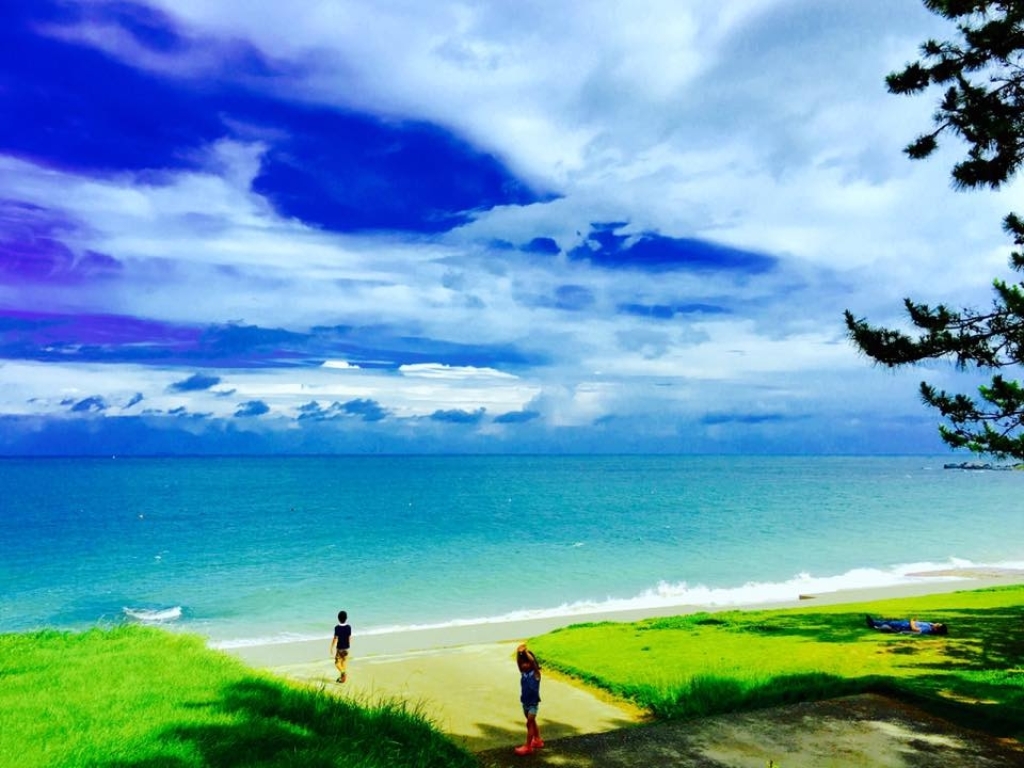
529,585,1024,738
0,626,477,768
5,587,1023,764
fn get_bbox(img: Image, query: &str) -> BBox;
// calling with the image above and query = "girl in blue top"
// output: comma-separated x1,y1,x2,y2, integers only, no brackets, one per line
514,644,543,755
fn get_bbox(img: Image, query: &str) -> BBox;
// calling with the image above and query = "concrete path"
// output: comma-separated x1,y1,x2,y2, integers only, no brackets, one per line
476,693,1024,767
254,641,1023,766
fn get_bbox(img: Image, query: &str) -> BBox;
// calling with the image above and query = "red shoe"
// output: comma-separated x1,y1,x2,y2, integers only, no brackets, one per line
531,738,544,749
514,744,534,755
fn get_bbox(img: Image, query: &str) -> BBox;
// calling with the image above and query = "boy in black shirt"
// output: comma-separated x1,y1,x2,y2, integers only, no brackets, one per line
330,610,352,683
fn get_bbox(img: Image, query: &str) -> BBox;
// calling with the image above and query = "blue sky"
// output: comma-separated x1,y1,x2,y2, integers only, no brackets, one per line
1,0,1015,455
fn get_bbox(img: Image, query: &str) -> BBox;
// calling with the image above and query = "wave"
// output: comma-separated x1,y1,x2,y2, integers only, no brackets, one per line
353,557,1023,636
209,557,1024,649
123,605,183,623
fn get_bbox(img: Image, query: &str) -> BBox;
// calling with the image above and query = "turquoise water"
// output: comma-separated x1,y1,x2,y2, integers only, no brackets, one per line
2,455,1022,646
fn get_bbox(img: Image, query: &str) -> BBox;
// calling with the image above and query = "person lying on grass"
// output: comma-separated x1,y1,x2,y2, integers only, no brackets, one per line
866,615,948,635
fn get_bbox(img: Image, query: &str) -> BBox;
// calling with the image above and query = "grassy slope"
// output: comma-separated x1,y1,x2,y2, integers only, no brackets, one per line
0,626,477,768
529,585,1024,739
4,586,1023,765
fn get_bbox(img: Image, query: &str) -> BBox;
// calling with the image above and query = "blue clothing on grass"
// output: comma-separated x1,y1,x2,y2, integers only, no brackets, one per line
868,616,942,635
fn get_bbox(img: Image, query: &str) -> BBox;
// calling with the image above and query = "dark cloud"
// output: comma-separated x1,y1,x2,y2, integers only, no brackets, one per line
297,400,329,421
0,310,544,371
521,237,560,255
296,399,388,422
169,373,221,392
250,107,549,233
70,396,106,413
524,285,596,312
570,223,776,275
124,393,144,409
235,400,270,417
552,285,595,311
305,325,544,370
196,324,309,365
0,3,226,175
0,2,551,234
618,302,730,319
92,2,191,54
430,408,486,424
701,412,794,425
493,410,540,424
342,398,388,422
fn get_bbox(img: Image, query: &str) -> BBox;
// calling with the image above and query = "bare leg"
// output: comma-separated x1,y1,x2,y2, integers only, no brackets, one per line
527,712,542,746
515,713,540,754
334,651,348,682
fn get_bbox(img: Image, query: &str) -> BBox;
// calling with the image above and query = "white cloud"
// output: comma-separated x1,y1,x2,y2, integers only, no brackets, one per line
399,363,519,381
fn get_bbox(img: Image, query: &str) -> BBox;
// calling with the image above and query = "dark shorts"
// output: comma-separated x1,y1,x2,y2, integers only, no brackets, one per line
523,704,539,717
335,649,349,661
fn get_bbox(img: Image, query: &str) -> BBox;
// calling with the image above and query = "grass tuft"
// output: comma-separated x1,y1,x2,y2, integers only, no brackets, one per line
0,626,476,768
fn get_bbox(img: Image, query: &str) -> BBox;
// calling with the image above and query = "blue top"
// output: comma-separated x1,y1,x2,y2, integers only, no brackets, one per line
520,670,541,706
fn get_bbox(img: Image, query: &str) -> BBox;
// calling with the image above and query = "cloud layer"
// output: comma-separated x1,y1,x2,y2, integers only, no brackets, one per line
0,0,1013,455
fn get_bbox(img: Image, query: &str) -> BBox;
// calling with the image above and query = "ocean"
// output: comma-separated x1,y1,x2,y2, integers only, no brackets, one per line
2,454,1022,649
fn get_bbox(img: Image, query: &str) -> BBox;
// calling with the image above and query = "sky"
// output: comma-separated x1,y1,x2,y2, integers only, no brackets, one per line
1,0,1018,456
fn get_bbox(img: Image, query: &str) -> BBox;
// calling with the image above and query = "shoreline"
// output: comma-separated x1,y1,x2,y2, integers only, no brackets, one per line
225,568,1024,669
221,568,1024,753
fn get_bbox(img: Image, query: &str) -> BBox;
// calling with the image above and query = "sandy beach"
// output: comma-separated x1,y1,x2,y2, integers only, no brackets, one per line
225,569,1024,758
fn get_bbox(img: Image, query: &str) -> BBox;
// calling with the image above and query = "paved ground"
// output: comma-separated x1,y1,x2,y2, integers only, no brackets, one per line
257,642,1022,766
476,693,1024,768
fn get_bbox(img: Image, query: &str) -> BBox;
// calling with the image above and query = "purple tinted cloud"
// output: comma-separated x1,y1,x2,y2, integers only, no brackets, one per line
0,311,204,363
0,311,543,370
0,200,122,285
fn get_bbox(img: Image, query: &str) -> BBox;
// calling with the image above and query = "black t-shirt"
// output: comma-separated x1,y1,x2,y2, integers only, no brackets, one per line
334,623,351,650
